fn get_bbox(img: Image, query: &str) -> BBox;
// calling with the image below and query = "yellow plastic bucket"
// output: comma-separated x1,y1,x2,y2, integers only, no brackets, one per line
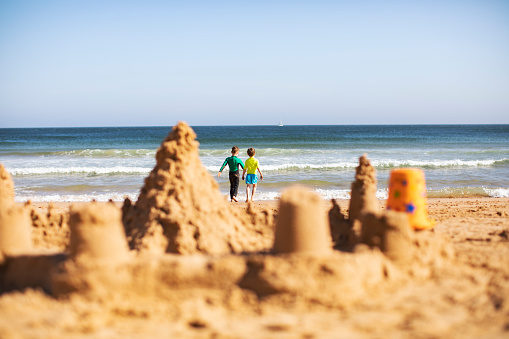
387,168,435,230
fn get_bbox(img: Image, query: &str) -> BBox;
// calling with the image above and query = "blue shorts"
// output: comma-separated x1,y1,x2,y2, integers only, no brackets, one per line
246,174,258,185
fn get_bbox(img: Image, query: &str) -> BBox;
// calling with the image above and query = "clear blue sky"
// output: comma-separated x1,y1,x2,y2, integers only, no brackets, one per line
1,0,508,127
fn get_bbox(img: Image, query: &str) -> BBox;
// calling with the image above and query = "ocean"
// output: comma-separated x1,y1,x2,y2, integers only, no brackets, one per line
0,125,508,202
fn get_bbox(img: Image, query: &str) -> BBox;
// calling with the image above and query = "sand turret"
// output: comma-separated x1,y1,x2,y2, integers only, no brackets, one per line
273,186,332,254
69,202,129,266
0,164,15,206
0,205,32,262
0,165,32,262
360,211,414,264
123,122,273,255
349,154,378,221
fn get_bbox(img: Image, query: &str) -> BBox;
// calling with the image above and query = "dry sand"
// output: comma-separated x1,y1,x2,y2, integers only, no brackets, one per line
0,123,508,339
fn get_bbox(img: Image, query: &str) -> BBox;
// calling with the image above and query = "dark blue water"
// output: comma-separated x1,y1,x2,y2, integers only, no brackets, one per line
0,125,508,201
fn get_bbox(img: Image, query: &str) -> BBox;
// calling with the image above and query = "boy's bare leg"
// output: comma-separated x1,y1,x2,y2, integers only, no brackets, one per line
246,184,251,202
251,184,257,201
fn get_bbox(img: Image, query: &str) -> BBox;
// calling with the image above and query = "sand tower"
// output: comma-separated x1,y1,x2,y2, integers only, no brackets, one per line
123,122,273,255
0,205,33,261
69,202,129,266
360,211,414,263
51,202,130,296
273,186,332,254
0,164,15,206
0,165,32,261
349,154,378,221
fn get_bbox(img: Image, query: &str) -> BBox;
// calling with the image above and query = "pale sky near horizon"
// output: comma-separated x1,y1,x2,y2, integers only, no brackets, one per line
0,0,508,128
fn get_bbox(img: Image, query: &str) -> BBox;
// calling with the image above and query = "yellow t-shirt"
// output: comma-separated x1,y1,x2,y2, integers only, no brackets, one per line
244,157,259,175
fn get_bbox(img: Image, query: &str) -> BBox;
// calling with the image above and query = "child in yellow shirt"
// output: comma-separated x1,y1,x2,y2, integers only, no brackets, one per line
242,147,263,202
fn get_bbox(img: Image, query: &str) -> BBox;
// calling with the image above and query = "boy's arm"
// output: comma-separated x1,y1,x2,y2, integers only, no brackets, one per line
257,167,263,180
240,158,246,179
218,158,228,177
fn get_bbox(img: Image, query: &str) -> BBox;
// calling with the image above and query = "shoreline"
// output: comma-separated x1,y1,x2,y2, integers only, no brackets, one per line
25,196,509,215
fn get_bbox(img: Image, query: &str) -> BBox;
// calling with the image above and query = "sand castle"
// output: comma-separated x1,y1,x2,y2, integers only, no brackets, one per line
0,123,453,309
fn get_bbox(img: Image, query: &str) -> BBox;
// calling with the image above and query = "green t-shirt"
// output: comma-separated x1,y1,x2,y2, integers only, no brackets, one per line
220,156,244,172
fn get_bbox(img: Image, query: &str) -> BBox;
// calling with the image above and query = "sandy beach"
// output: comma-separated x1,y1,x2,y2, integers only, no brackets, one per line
1,123,508,338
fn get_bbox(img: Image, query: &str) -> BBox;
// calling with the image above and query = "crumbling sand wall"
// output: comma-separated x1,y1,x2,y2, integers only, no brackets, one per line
28,202,69,251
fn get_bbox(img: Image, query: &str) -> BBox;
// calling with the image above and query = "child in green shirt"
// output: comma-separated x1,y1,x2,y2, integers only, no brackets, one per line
218,146,244,202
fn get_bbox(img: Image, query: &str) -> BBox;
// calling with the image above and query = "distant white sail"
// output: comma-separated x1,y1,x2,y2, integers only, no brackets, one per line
278,120,283,126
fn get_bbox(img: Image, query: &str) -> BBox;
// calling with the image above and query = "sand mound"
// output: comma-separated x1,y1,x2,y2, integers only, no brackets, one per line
123,122,274,255
360,211,453,276
239,250,396,308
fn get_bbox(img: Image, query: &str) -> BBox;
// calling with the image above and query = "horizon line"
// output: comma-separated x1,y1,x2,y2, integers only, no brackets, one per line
1,122,509,129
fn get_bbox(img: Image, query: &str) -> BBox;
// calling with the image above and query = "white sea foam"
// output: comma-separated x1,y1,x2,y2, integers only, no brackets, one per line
56,149,156,157
9,158,505,177
484,188,509,198
205,159,507,173
221,188,389,201
10,166,152,176
372,159,505,168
